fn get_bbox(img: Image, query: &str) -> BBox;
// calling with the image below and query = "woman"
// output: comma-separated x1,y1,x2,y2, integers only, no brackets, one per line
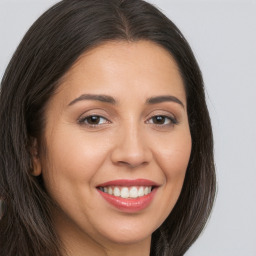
0,0,216,255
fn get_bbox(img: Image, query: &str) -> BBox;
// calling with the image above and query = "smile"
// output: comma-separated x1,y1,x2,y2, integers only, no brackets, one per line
97,179,158,212
98,186,153,199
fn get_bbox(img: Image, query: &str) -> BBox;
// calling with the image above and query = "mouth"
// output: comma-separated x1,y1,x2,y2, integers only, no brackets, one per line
98,185,154,199
96,179,159,212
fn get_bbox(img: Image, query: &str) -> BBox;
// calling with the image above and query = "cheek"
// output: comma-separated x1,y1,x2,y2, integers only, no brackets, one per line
154,130,191,179
153,128,191,204
41,129,111,197
157,131,191,208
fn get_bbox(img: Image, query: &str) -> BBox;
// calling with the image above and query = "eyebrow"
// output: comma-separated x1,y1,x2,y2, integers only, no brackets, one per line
68,94,116,106
68,94,184,108
146,95,184,108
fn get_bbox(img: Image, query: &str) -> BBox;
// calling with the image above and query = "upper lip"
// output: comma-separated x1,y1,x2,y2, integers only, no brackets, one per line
97,179,160,187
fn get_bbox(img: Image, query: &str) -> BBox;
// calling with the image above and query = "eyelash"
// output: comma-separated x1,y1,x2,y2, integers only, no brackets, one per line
78,115,110,127
78,114,178,128
146,115,178,126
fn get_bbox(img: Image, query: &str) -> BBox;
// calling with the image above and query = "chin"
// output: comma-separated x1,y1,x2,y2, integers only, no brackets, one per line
93,217,158,246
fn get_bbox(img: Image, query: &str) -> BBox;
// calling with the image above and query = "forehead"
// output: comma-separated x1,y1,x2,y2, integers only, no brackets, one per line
64,40,181,79
55,40,186,106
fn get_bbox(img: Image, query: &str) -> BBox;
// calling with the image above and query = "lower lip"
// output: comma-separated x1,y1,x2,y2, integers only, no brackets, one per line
98,188,157,213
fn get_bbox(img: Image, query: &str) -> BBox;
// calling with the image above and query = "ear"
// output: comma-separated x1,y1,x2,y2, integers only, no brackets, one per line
30,138,42,176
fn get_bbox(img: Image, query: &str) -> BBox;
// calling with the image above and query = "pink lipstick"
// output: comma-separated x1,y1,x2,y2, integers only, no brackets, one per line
97,179,158,212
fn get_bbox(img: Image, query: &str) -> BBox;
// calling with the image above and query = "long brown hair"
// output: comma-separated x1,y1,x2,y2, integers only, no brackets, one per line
0,1,216,255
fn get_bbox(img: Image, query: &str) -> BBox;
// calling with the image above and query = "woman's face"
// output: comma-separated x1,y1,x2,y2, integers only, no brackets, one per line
34,40,191,253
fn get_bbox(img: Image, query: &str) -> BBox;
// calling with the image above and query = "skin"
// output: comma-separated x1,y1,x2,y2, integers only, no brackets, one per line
33,40,192,256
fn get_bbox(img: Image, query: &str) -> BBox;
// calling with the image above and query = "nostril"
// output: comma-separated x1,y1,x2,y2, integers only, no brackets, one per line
110,138,152,168
115,160,148,169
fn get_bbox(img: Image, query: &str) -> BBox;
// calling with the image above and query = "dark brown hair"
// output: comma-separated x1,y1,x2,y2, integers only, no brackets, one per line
0,0,216,255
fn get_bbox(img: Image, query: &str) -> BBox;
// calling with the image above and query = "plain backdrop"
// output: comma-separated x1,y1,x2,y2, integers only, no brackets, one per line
0,0,256,255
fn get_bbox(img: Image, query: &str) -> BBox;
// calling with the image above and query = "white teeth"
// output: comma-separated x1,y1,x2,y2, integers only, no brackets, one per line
101,186,153,199
138,187,144,197
129,186,138,198
120,187,129,198
113,187,121,197
108,187,113,195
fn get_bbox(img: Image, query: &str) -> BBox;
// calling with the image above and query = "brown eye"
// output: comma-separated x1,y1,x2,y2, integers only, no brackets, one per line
147,115,177,126
87,116,101,124
79,115,109,126
152,116,166,125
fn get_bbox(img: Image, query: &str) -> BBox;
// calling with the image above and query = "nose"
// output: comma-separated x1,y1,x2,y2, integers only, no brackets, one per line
110,124,152,169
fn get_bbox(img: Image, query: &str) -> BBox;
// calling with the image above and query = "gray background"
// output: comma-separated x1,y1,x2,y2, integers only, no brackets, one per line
0,0,255,255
